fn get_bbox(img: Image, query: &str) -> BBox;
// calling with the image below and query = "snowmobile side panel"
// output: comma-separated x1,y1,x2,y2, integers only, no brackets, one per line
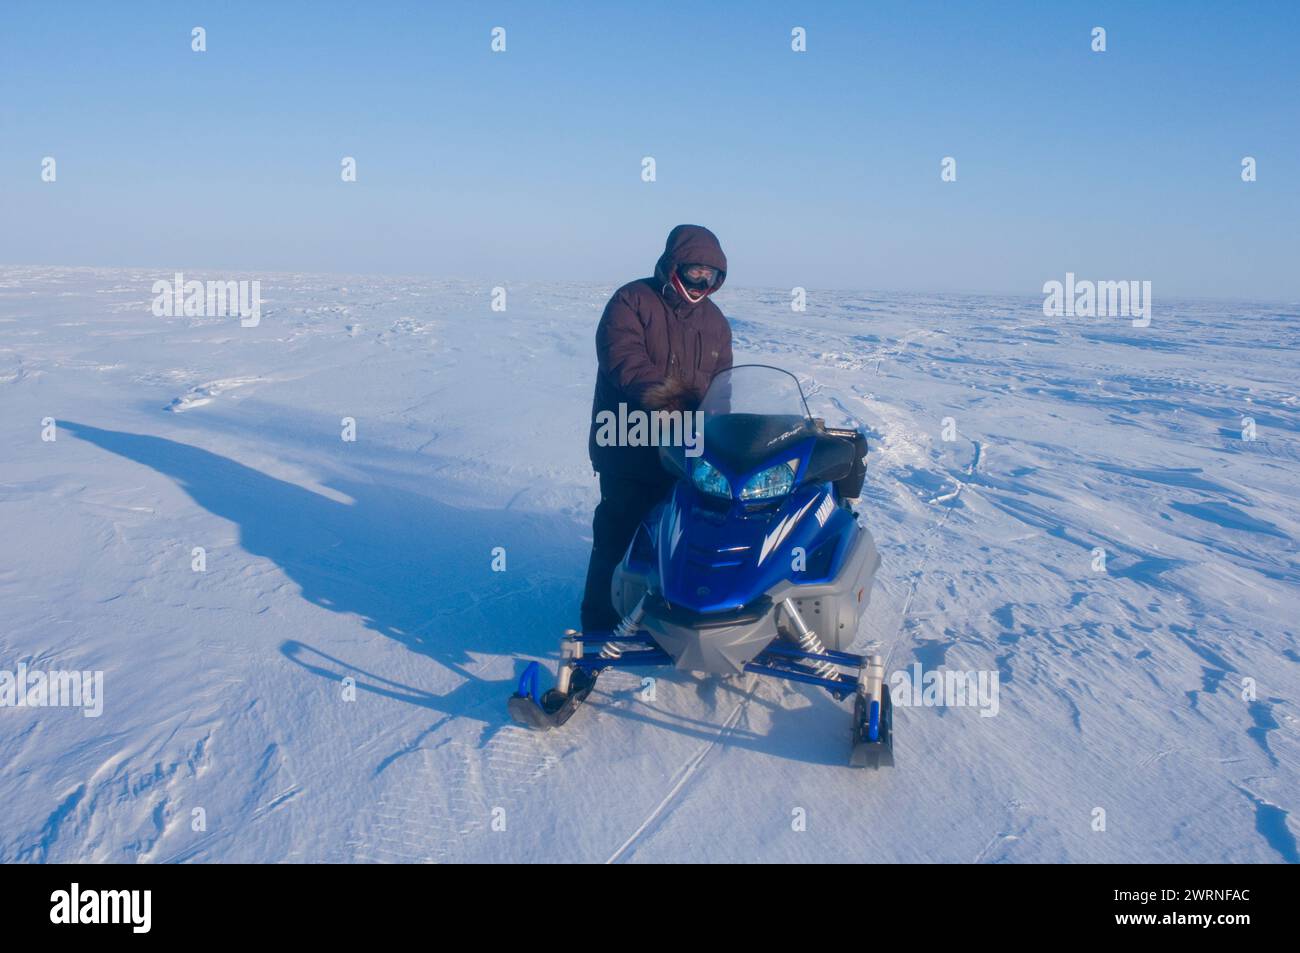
766,515,880,652
610,511,660,619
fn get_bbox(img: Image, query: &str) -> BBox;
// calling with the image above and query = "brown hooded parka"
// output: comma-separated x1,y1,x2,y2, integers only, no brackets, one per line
588,224,734,475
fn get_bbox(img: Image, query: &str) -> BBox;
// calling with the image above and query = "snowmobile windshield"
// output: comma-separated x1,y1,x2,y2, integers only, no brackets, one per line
698,366,812,474
700,365,811,420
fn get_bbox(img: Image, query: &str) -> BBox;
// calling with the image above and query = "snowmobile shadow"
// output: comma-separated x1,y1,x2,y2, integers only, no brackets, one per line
62,422,587,703
279,640,511,721
64,422,868,765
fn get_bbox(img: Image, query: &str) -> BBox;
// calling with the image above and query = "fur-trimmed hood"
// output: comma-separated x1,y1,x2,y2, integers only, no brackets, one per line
653,224,728,299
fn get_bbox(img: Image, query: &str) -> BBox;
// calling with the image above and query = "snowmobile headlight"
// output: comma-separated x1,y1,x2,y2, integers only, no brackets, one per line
739,462,795,501
692,459,732,499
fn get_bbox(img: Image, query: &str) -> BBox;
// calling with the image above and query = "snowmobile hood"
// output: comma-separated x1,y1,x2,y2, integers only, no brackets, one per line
657,475,852,615
654,224,727,297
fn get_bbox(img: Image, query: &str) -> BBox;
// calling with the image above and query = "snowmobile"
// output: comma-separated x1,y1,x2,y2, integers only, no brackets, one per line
509,365,892,767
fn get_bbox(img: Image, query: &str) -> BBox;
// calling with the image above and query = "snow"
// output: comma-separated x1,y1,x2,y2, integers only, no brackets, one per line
0,264,1296,863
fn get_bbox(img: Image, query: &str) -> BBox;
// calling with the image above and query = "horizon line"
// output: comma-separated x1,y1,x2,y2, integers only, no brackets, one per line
1,260,1295,309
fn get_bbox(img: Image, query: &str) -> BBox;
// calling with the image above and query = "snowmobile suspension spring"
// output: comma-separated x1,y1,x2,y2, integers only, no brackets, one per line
601,596,646,659
780,598,840,679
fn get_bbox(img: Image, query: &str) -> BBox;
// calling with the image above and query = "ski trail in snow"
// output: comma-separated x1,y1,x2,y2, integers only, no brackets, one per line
822,379,983,669
604,678,757,864
881,438,980,673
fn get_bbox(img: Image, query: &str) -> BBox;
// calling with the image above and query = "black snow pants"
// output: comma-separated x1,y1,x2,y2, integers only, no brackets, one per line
580,470,673,631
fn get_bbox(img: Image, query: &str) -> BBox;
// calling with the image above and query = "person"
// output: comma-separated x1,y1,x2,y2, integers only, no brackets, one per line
580,224,733,631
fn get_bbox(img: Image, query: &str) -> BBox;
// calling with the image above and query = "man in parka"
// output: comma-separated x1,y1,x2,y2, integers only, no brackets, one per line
580,224,733,631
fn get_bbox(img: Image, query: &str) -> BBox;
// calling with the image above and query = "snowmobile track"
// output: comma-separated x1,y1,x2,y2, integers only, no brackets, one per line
604,677,757,863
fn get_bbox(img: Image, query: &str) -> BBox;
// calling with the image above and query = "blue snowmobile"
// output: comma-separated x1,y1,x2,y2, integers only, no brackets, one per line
509,365,892,768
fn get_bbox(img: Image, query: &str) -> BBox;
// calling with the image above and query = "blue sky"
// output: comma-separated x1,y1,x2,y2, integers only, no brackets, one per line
2,0,1297,299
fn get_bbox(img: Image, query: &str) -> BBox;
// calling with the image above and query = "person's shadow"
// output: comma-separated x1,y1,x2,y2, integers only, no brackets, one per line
63,422,587,725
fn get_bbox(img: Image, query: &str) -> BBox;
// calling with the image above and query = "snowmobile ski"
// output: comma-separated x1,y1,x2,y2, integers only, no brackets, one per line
850,689,895,769
507,661,597,730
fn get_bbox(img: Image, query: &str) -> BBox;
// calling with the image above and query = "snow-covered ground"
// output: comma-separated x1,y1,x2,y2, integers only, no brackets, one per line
1,265,1296,863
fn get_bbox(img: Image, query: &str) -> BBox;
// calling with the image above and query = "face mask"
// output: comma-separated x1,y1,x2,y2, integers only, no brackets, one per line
672,265,717,302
